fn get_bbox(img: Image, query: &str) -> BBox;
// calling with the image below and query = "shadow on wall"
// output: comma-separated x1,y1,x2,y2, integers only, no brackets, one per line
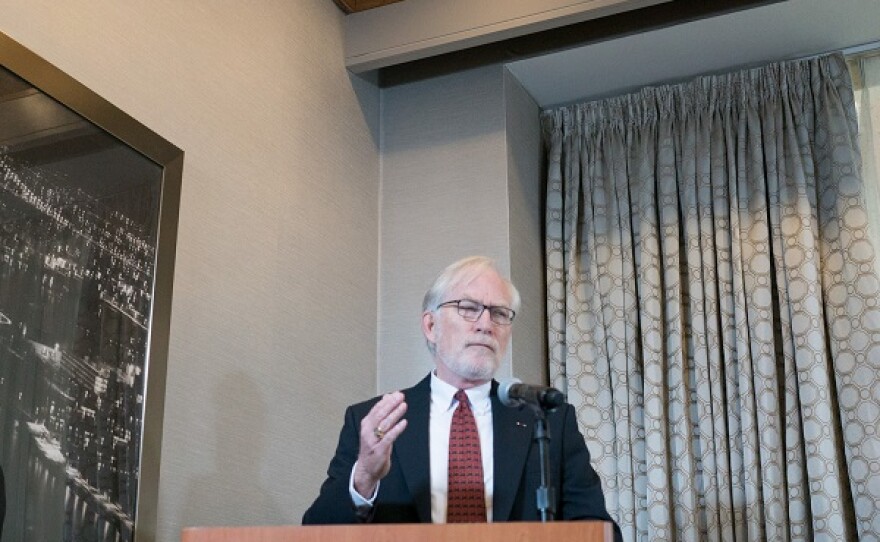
180,371,284,530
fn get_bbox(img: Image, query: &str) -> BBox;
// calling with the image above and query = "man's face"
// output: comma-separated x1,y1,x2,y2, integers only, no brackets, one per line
422,269,513,389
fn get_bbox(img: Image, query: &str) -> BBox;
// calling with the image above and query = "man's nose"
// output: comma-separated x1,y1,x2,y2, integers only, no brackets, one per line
474,308,495,331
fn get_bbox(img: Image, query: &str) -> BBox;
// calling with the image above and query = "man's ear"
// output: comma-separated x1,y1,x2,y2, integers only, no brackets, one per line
421,311,436,342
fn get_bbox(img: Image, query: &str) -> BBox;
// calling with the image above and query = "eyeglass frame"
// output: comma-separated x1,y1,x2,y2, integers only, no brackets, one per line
435,299,516,325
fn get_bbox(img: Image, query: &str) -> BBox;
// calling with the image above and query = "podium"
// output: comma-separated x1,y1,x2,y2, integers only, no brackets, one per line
181,521,613,542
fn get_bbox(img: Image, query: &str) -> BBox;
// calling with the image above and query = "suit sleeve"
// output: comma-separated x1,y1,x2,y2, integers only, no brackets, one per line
301,405,368,524
558,404,623,542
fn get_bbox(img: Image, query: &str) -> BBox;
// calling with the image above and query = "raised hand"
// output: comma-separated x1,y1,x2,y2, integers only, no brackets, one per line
353,391,408,497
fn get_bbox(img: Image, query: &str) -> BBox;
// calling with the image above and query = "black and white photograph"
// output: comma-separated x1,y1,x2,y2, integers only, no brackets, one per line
0,34,181,542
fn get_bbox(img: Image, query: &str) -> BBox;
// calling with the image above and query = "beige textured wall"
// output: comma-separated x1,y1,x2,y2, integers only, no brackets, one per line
378,64,546,392
378,65,510,391
0,1,380,540
504,69,547,386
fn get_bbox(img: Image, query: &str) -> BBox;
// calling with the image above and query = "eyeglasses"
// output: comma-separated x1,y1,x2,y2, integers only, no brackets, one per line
436,299,516,325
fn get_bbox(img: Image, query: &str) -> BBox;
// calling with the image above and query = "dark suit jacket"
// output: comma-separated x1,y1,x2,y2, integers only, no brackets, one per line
302,375,621,540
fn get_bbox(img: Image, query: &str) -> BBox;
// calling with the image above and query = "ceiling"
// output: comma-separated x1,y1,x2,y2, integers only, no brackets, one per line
332,0,403,14
337,0,880,108
373,0,769,88
509,0,880,107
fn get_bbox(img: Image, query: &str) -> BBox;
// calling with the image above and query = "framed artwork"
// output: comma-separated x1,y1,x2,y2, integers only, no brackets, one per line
0,32,182,542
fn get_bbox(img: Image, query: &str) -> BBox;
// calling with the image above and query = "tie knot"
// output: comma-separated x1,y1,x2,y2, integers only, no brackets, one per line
454,389,469,407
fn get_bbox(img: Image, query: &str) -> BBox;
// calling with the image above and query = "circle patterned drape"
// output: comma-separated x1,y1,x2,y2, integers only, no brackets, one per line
543,53,880,542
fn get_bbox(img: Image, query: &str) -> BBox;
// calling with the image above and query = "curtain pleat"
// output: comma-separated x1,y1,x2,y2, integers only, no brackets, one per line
543,53,880,541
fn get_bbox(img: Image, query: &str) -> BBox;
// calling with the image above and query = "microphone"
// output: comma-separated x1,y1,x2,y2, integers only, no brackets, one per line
498,378,565,410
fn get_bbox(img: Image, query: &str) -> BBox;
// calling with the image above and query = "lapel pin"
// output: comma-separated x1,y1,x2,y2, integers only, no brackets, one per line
515,421,528,428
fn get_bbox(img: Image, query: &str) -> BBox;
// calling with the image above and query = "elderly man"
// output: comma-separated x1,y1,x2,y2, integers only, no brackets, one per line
303,256,619,538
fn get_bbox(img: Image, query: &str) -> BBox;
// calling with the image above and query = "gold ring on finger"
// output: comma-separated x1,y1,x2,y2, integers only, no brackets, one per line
374,426,386,440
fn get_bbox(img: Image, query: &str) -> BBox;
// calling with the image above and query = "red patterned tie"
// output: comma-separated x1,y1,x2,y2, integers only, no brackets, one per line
446,389,487,523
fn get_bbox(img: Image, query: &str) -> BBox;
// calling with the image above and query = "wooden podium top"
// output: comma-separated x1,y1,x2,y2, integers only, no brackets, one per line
181,521,613,542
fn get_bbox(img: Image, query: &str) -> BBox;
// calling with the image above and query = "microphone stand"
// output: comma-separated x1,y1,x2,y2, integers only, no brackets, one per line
529,404,556,522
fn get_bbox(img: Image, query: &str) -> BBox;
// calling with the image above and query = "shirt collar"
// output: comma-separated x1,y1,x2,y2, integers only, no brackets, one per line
430,371,492,413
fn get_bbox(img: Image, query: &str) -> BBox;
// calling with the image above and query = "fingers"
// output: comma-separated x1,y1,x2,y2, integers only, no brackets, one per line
375,417,407,449
354,392,408,496
365,391,406,438
362,392,407,451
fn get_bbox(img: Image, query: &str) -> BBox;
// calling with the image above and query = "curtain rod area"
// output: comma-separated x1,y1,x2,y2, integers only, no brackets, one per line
805,39,880,60
544,39,880,110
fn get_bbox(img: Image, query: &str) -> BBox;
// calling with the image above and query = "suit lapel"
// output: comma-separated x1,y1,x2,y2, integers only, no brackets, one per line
491,382,535,521
392,375,432,522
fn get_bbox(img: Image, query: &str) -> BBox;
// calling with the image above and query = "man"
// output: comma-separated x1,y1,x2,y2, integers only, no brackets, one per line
303,256,620,539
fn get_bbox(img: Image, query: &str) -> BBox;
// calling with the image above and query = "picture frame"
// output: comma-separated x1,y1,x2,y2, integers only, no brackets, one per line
0,32,182,542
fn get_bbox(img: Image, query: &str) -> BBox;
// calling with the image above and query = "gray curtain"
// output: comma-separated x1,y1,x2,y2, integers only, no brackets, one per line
542,53,880,541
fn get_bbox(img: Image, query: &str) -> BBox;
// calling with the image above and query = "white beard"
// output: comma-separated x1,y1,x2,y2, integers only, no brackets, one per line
440,351,498,382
